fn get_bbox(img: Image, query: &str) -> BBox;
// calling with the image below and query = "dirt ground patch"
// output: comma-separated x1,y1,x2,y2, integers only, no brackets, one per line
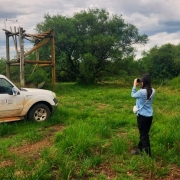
0,124,65,168
163,165,180,180
9,124,64,156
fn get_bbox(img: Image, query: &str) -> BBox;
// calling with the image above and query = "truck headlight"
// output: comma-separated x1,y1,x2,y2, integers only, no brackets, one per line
52,92,56,98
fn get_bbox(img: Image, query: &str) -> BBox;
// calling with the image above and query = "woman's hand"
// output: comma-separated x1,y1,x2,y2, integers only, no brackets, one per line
133,78,138,87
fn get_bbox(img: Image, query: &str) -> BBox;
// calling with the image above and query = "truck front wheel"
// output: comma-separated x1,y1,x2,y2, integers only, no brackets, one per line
28,103,51,122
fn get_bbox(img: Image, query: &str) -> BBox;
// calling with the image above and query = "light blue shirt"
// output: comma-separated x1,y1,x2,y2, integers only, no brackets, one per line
131,87,155,117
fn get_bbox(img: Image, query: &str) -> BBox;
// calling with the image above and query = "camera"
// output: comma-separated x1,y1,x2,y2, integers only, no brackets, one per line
137,78,141,83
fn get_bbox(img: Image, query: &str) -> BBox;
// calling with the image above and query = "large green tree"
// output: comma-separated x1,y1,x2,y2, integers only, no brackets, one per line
139,43,178,81
36,8,148,83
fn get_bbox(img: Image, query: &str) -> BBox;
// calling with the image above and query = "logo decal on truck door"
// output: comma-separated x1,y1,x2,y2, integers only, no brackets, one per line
7,99,13,105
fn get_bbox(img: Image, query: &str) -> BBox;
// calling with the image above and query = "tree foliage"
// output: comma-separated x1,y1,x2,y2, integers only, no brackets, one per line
0,58,6,75
36,8,148,83
139,43,179,81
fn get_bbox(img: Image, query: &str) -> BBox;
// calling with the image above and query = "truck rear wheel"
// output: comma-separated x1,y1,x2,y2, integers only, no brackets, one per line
28,103,51,122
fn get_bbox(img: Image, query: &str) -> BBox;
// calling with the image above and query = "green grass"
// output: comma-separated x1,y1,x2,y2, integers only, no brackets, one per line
0,80,180,179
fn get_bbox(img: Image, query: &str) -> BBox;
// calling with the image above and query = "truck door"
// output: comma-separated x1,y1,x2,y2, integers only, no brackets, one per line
0,78,24,118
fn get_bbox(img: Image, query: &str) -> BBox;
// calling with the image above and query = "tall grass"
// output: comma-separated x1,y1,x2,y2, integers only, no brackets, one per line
0,78,180,179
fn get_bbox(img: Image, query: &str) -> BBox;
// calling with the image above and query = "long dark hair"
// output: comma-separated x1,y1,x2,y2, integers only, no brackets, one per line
141,74,152,99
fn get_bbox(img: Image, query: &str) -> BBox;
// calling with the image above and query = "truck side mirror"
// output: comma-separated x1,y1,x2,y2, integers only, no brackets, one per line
12,87,18,96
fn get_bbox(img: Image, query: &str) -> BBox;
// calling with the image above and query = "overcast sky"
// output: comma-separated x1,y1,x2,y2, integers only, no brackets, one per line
1,0,180,59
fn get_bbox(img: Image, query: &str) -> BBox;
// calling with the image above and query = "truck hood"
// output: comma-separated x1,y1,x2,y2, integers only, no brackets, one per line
20,88,56,98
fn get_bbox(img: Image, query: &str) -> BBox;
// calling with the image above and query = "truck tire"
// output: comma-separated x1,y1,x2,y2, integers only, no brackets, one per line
28,103,51,122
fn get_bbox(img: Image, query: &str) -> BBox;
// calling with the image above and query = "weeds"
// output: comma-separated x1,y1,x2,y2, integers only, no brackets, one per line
0,80,180,179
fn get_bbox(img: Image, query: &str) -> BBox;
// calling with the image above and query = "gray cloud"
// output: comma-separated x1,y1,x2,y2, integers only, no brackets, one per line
0,11,21,19
158,20,180,33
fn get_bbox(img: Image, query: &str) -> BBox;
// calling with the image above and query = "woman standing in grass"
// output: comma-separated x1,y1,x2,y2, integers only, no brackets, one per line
131,74,155,156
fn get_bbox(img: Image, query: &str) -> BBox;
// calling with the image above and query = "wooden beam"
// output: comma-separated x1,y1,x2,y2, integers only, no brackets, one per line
3,29,19,36
24,60,52,64
10,27,19,59
10,62,53,66
9,63,20,66
51,31,56,84
38,64,53,67
25,34,46,39
19,27,25,87
25,30,51,37
6,33,10,79
24,38,50,56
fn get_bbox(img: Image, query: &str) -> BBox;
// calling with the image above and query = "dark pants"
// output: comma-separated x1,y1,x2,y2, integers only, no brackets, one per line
137,114,153,156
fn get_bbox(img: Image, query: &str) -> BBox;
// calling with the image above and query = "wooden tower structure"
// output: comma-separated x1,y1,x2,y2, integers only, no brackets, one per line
3,27,55,87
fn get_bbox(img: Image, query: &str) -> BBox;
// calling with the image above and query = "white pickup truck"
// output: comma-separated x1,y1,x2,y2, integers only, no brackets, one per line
0,74,58,122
